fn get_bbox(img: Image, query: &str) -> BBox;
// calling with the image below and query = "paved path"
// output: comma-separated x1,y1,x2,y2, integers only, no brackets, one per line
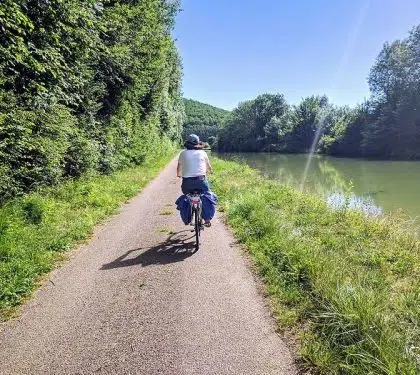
0,158,297,375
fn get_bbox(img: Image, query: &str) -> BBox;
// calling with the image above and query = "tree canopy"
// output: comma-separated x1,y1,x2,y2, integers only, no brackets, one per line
217,24,420,160
0,0,184,202
218,94,289,152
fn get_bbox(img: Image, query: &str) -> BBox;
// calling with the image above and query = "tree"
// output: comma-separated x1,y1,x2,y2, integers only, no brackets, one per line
217,93,289,152
319,104,367,157
285,95,329,153
216,23,420,159
363,26,420,159
0,0,184,202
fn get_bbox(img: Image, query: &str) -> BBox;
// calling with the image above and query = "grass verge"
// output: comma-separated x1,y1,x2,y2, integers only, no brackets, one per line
0,152,175,321
209,158,420,375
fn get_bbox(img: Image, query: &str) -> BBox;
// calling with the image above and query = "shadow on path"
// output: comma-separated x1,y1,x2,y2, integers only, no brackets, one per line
100,230,196,270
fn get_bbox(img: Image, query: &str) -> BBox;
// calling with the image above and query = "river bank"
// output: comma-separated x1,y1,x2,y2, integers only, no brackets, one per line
209,157,420,374
217,152,420,222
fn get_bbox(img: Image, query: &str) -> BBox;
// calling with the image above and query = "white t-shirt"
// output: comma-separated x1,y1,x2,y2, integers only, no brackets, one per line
178,149,209,178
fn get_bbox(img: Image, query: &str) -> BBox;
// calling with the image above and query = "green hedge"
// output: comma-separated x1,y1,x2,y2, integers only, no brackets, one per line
0,0,184,203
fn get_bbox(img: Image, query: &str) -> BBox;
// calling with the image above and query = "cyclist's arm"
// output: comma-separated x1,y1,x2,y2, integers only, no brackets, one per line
177,151,185,178
206,160,212,174
205,153,212,174
177,161,182,178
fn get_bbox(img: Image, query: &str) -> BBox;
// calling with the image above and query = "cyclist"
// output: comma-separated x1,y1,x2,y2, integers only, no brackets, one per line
177,134,213,226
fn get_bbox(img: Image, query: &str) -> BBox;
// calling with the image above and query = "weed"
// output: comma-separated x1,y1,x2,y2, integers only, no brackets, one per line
22,198,44,225
155,227,171,233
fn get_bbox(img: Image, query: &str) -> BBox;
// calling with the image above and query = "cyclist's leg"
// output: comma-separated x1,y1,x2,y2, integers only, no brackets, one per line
185,179,203,194
182,176,210,194
201,179,210,192
198,178,211,227
197,176,209,193
181,178,188,194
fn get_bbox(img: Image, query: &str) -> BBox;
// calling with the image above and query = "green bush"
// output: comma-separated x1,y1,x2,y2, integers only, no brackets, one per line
0,0,184,202
0,105,75,202
21,197,45,225
64,130,100,178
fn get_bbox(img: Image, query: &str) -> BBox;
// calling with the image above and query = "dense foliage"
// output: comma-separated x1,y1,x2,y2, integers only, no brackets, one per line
218,25,420,159
182,98,228,145
0,0,184,202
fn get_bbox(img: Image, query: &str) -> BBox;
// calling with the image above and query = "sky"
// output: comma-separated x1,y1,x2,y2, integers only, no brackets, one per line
174,0,420,110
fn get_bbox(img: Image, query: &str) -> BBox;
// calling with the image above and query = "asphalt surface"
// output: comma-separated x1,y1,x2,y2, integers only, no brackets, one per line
0,158,297,375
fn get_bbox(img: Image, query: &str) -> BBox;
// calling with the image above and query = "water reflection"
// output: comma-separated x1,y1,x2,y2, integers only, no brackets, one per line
217,152,420,219
326,193,383,217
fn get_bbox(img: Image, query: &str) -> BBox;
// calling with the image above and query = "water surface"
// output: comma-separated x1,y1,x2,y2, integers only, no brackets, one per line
217,153,420,220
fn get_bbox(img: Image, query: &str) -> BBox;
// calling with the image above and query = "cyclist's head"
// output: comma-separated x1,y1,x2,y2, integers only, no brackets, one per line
184,134,200,149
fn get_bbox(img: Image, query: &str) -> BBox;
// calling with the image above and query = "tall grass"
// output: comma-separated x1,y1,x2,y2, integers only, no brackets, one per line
209,158,420,374
0,151,176,320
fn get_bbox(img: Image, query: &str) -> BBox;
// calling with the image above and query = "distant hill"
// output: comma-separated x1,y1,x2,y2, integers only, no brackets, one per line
182,98,229,143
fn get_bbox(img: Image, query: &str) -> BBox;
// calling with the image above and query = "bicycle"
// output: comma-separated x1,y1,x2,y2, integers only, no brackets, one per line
187,191,203,252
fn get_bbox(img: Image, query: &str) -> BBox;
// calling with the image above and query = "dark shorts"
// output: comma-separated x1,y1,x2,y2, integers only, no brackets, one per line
181,176,210,194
